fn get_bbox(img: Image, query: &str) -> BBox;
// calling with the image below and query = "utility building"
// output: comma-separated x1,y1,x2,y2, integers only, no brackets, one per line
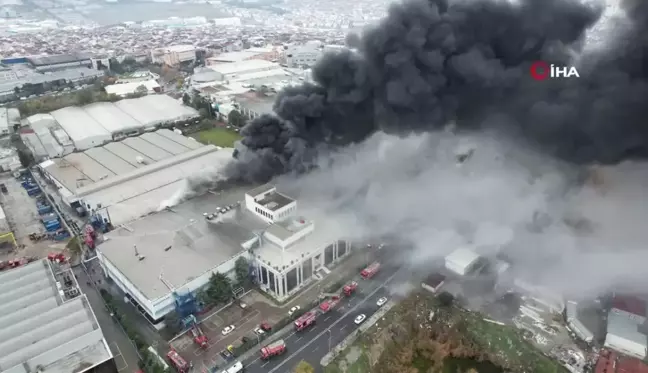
444,248,482,276
604,295,648,359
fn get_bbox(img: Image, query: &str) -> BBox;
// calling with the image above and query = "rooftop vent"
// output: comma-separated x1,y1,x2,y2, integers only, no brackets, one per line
138,255,146,261
164,246,171,251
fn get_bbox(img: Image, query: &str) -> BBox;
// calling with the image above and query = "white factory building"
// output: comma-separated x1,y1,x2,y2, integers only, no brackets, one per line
285,42,347,68
150,45,196,66
444,247,484,276
206,60,286,83
96,184,352,323
566,300,595,343
0,259,114,373
104,79,161,97
604,295,648,359
22,95,199,155
37,129,229,225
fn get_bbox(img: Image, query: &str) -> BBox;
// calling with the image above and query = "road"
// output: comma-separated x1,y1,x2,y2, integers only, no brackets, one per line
240,256,408,373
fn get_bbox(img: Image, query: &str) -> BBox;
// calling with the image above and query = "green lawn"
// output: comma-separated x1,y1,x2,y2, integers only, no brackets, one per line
191,127,242,147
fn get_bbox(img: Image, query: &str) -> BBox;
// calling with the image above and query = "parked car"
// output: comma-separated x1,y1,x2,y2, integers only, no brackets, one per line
288,306,301,316
239,301,247,309
376,297,388,307
222,325,236,335
354,314,367,325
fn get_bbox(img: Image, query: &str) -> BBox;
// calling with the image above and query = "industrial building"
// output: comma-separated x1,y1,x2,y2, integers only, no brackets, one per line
27,53,93,72
37,129,225,225
207,60,284,82
566,300,595,343
22,95,199,154
444,247,483,276
511,278,565,313
96,184,352,323
104,80,161,97
596,350,648,373
0,259,114,373
604,295,648,360
421,273,446,294
0,107,20,136
150,45,196,66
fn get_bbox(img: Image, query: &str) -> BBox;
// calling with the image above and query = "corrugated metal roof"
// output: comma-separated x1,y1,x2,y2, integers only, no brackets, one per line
0,260,112,373
613,295,647,318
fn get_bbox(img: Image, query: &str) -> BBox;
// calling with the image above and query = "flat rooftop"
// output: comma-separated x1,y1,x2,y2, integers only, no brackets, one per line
40,129,203,195
265,217,312,241
0,260,111,373
99,186,268,300
257,191,294,211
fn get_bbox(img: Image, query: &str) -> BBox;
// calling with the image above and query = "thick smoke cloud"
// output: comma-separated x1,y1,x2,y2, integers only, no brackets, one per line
229,0,648,181
174,0,648,297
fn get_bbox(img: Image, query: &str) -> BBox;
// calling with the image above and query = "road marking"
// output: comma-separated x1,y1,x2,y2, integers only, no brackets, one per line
266,270,400,373
196,311,262,355
249,357,260,365
312,346,319,352
340,325,347,331
109,342,128,372
261,361,270,367
296,337,303,342
324,316,331,321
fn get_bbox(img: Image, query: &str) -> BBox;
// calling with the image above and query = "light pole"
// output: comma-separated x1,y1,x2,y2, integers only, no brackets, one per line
327,329,332,353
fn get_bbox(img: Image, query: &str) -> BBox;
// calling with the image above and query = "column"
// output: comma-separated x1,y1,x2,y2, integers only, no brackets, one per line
274,273,279,296
299,263,304,286
283,276,288,297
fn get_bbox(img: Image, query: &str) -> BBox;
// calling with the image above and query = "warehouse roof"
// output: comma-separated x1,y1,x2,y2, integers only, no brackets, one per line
83,102,142,134
613,295,647,318
40,129,202,195
50,106,111,146
113,95,198,127
79,146,233,225
209,60,279,75
104,80,160,97
606,309,648,349
0,260,111,373
27,53,92,66
445,248,480,274
99,186,264,300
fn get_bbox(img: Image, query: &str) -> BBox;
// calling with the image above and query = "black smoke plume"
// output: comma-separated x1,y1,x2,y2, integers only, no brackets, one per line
228,0,648,182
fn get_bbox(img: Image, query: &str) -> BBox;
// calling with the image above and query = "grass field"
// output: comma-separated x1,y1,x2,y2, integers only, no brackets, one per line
191,127,241,147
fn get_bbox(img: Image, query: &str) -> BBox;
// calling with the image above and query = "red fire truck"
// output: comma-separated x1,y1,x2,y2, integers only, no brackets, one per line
294,311,317,331
166,349,190,373
360,262,381,279
343,281,358,296
260,339,286,360
319,295,341,313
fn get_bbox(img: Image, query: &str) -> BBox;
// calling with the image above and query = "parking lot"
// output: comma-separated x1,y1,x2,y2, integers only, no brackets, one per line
0,174,67,261
170,292,288,371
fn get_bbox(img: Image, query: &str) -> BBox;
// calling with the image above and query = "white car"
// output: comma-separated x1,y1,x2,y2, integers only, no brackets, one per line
254,328,265,335
288,306,301,316
354,314,366,325
376,297,388,307
222,325,236,335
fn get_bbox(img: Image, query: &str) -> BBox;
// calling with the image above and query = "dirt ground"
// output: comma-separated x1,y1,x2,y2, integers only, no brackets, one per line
0,174,67,261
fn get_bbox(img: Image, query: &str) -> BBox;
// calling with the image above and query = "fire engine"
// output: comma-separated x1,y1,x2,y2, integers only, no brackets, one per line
294,311,317,331
319,281,359,312
360,262,381,279
166,349,190,373
260,339,286,360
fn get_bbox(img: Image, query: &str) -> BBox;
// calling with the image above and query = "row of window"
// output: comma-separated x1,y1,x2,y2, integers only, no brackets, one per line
255,206,273,220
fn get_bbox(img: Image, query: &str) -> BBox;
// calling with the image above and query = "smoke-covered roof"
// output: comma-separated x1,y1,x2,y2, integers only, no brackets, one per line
99,187,264,300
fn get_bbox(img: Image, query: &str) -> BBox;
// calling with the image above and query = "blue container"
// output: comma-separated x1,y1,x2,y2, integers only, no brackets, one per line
45,222,61,231
38,205,53,215
41,214,59,224
27,187,41,196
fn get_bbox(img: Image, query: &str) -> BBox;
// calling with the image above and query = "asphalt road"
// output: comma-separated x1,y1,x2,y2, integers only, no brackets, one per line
241,257,407,373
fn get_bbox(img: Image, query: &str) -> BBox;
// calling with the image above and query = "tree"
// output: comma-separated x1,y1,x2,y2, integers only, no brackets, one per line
206,272,231,304
182,93,191,106
135,84,148,95
437,291,454,307
234,256,249,286
228,109,245,127
17,149,34,168
293,360,315,373
164,310,182,335
76,89,94,105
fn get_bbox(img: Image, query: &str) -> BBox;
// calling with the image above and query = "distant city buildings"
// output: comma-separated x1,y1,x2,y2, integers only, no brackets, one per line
150,45,196,66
